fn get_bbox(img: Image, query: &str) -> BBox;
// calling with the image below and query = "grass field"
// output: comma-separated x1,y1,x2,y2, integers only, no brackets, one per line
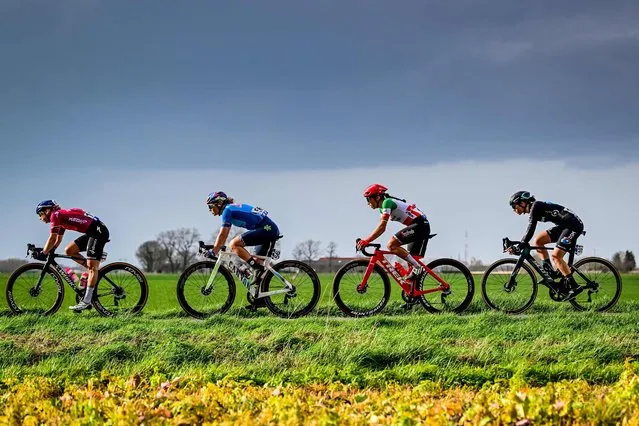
1,270,638,423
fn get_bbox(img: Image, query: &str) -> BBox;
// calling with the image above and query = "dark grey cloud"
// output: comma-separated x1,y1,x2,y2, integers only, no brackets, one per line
1,0,637,172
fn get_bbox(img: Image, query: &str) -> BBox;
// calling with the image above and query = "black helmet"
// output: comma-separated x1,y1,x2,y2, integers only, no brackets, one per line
509,191,535,208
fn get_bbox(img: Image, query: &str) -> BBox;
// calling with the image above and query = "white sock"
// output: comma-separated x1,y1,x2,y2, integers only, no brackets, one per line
405,255,421,269
83,286,95,304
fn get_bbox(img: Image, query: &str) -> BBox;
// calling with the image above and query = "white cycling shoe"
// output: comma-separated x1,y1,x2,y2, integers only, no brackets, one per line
69,301,92,312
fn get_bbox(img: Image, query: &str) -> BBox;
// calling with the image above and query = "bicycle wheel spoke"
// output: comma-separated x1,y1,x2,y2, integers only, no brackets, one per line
93,263,148,316
178,262,234,318
419,259,474,313
332,260,389,317
6,264,63,315
570,258,622,312
481,259,537,313
264,260,320,318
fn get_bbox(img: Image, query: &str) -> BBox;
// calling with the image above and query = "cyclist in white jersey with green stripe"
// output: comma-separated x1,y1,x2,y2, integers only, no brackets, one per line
356,184,431,281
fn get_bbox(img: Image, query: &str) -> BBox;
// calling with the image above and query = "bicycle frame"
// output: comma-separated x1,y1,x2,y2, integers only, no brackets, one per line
28,245,111,295
359,246,450,297
203,250,293,298
505,238,582,290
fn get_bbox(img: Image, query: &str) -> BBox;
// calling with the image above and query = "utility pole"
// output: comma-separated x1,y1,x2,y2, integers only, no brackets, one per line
464,230,468,264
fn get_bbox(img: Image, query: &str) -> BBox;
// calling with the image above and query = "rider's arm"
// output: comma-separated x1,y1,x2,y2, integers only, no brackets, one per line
213,226,230,254
520,203,540,244
42,233,63,254
364,217,388,242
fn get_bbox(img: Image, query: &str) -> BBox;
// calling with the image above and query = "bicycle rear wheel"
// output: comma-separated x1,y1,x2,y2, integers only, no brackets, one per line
92,262,149,316
569,257,622,312
5,263,64,315
481,258,538,314
177,261,236,318
332,259,391,317
417,258,475,313
262,260,321,318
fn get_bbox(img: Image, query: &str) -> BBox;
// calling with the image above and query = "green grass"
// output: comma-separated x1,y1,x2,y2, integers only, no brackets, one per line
2,271,637,315
0,270,638,388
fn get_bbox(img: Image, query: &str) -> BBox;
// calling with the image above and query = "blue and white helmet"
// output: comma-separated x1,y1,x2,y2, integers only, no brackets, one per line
206,191,229,206
35,199,59,215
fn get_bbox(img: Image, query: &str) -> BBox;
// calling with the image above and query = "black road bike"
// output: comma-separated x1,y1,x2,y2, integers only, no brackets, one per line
5,244,149,316
481,238,622,313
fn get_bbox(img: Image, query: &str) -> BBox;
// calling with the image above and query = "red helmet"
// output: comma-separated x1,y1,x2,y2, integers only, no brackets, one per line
363,184,388,198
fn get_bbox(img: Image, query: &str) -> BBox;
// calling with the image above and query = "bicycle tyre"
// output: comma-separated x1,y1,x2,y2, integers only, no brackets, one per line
261,260,321,318
569,257,622,312
177,261,236,318
332,259,391,317
5,263,65,315
92,262,149,316
417,258,475,313
481,258,538,314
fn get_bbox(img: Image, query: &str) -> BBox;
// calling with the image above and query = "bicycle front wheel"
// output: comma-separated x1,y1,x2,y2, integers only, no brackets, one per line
332,259,391,317
481,258,538,314
177,261,236,318
418,258,475,313
5,263,65,315
93,262,149,316
262,260,321,318
569,257,622,312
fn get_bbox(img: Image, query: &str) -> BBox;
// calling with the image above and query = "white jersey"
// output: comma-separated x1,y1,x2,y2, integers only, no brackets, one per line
379,198,427,225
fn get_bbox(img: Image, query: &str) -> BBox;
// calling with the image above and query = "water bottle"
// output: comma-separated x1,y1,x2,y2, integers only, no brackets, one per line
79,272,88,289
233,258,252,289
65,267,79,284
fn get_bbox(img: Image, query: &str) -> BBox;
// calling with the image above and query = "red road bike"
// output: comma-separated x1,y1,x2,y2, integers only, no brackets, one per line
332,238,475,316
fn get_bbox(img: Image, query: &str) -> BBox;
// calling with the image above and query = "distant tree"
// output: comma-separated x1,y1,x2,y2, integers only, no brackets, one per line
157,228,201,273
135,240,164,273
326,241,338,273
623,250,636,273
175,228,201,272
468,257,486,272
611,252,624,272
293,240,322,264
0,258,28,273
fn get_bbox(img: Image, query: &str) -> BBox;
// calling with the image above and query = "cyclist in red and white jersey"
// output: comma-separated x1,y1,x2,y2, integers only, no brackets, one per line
34,200,110,312
357,184,431,281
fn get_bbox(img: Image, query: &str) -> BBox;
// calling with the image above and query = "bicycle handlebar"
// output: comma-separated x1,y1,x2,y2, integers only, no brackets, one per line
198,241,226,258
355,238,381,257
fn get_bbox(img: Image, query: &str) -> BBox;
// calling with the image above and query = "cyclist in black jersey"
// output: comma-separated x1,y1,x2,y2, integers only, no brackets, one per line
508,191,585,301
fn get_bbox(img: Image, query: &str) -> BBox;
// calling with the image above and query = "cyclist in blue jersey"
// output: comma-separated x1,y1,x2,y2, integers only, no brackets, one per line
206,191,280,278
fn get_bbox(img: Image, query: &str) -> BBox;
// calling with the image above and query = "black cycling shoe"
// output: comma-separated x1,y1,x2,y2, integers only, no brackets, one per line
563,285,585,301
245,297,267,311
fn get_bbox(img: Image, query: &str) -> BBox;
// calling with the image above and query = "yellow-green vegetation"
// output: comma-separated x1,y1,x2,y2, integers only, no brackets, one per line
2,363,639,425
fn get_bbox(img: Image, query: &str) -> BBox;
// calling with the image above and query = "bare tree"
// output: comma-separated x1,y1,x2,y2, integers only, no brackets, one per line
135,240,164,273
293,240,322,264
326,241,338,273
157,228,201,273
175,228,201,272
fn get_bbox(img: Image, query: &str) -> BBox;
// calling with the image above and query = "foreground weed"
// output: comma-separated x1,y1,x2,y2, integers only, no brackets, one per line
1,362,638,425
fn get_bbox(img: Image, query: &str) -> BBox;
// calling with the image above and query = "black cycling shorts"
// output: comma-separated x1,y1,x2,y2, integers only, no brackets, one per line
394,218,431,256
547,222,584,253
74,221,110,260
240,217,280,256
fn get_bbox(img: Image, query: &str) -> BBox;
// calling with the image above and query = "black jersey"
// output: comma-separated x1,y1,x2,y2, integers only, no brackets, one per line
521,201,583,243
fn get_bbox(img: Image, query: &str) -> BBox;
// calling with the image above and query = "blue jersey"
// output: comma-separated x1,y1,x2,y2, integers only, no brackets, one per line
220,204,269,230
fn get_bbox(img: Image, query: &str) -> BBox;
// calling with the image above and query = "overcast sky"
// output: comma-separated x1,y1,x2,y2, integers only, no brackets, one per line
1,0,637,264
